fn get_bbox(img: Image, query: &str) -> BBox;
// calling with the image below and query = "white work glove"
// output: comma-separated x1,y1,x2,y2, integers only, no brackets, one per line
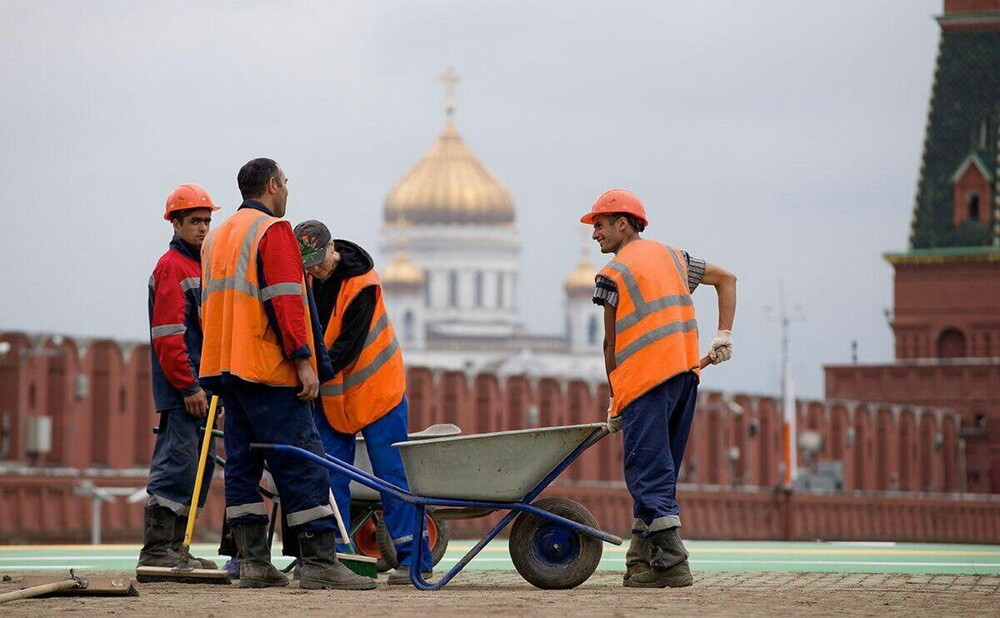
606,397,623,434
708,329,733,364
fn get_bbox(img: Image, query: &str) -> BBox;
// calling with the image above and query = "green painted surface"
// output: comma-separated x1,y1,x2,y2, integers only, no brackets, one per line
2,541,999,575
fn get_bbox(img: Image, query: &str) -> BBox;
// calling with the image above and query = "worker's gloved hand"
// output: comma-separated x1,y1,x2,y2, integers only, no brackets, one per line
607,412,623,434
708,329,733,364
183,388,209,418
606,396,622,434
295,359,320,401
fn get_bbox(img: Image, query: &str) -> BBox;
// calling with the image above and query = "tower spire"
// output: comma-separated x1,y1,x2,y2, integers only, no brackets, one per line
441,67,460,119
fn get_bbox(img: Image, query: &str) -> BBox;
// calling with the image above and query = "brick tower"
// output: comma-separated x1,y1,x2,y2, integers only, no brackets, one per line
825,0,1000,493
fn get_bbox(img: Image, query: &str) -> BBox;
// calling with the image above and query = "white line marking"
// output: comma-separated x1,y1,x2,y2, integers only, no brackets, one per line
433,558,1000,569
828,542,898,548
0,565,89,570
692,559,1000,568
0,557,132,562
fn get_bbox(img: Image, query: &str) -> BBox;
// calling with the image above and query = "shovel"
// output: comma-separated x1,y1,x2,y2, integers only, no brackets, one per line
1,570,138,604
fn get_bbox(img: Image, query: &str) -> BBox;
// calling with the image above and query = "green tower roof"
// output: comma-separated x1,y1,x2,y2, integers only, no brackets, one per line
910,25,1000,249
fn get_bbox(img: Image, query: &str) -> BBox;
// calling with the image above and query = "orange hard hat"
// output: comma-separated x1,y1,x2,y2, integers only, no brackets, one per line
580,189,648,228
164,183,220,220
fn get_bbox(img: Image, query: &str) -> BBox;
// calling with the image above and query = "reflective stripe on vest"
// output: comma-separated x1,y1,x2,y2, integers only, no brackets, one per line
199,208,316,386
319,271,406,434
599,239,700,415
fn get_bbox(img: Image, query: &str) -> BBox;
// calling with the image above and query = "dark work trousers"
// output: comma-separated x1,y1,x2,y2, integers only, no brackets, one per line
219,377,336,534
147,407,215,515
315,397,433,571
621,370,699,535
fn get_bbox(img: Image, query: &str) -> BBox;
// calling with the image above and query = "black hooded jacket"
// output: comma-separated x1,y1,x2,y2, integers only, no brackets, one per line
311,239,377,376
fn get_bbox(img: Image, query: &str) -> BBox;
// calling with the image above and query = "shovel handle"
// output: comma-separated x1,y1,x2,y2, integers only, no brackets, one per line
183,395,219,548
0,579,80,604
699,354,713,370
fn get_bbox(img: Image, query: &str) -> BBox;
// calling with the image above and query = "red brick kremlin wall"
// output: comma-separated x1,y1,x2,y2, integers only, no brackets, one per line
2,331,999,544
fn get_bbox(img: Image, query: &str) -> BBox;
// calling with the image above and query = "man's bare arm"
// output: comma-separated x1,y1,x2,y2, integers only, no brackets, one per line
701,262,737,331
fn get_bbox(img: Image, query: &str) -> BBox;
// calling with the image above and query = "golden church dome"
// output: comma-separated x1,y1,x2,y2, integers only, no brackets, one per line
383,252,425,288
383,118,516,226
565,256,597,298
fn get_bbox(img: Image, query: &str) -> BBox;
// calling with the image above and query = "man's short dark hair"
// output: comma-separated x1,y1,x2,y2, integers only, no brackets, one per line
238,158,281,200
611,212,645,233
170,209,193,224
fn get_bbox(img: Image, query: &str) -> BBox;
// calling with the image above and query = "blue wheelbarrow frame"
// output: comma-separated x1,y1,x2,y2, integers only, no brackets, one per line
250,424,623,590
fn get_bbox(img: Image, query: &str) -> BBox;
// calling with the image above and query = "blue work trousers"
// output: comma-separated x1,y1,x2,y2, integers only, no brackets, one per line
621,371,699,535
146,407,215,515
219,378,336,533
315,397,432,571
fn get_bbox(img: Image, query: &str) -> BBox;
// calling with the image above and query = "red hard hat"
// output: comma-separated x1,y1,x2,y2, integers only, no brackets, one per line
164,183,220,220
580,189,648,228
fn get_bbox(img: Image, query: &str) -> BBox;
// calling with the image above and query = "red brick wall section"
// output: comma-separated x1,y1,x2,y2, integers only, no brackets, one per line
890,261,1000,361
4,475,998,545
0,476,227,544
826,361,999,493
1,330,995,543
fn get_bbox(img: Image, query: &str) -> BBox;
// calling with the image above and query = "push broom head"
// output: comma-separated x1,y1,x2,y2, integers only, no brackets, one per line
336,553,378,579
135,547,232,585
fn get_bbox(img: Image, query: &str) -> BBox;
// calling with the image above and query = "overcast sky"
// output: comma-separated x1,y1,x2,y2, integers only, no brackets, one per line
0,0,943,398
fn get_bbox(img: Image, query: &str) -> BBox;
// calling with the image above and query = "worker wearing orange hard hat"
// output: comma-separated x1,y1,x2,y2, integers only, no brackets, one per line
139,183,220,574
582,188,737,589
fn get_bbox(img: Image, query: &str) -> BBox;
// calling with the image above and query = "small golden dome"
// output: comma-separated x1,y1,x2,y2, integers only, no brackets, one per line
383,252,425,288
565,257,597,298
383,119,515,226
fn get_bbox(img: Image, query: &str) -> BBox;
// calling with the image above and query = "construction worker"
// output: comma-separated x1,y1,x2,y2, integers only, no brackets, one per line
582,189,737,589
139,183,221,573
293,220,434,585
199,158,374,591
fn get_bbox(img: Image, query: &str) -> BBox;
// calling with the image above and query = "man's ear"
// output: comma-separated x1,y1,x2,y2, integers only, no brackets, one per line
171,218,182,234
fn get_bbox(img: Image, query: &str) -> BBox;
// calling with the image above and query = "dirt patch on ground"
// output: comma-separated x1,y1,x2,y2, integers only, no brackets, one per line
2,570,999,617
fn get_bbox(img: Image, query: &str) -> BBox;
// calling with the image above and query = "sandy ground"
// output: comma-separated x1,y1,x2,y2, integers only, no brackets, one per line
2,570,999,617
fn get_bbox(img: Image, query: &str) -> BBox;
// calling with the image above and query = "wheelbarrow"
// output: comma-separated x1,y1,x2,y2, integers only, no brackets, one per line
251,422,623,590
189,424,460,573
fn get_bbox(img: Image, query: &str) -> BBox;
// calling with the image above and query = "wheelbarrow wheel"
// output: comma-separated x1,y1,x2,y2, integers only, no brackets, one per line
375,509,450,570
350,508,392,572
509,497,603,590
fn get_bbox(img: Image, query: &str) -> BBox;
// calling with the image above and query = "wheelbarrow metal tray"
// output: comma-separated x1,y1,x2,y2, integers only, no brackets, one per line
392,423,605,501
351,423,462,501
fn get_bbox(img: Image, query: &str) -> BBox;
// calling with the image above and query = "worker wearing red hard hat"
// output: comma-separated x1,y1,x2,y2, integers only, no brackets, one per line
139,183,221,574
582,189,737,589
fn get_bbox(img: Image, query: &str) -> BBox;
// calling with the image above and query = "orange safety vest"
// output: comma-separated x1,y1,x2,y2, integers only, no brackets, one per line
598,239,700,415
318,270,405,434
199,208,317,386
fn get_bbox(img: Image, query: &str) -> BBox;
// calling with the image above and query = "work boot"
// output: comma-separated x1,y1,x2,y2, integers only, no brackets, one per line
623,532,651,585
137,506,180,569
626,528,694,588
387,566,433,586
232,521,289,588
173,515,219,569
297,529,376,590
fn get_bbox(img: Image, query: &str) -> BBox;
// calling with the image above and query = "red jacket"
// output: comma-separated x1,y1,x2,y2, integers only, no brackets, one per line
148,236,203,411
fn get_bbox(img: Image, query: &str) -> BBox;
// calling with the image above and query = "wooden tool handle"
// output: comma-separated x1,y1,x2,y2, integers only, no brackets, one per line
0,579,79,604
699,354,713,370
183,395,219,548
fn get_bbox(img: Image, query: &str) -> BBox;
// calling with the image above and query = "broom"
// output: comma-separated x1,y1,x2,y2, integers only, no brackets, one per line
329,488,378,578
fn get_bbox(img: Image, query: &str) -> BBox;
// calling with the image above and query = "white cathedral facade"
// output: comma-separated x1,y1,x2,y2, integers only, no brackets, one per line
377,101,606,381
